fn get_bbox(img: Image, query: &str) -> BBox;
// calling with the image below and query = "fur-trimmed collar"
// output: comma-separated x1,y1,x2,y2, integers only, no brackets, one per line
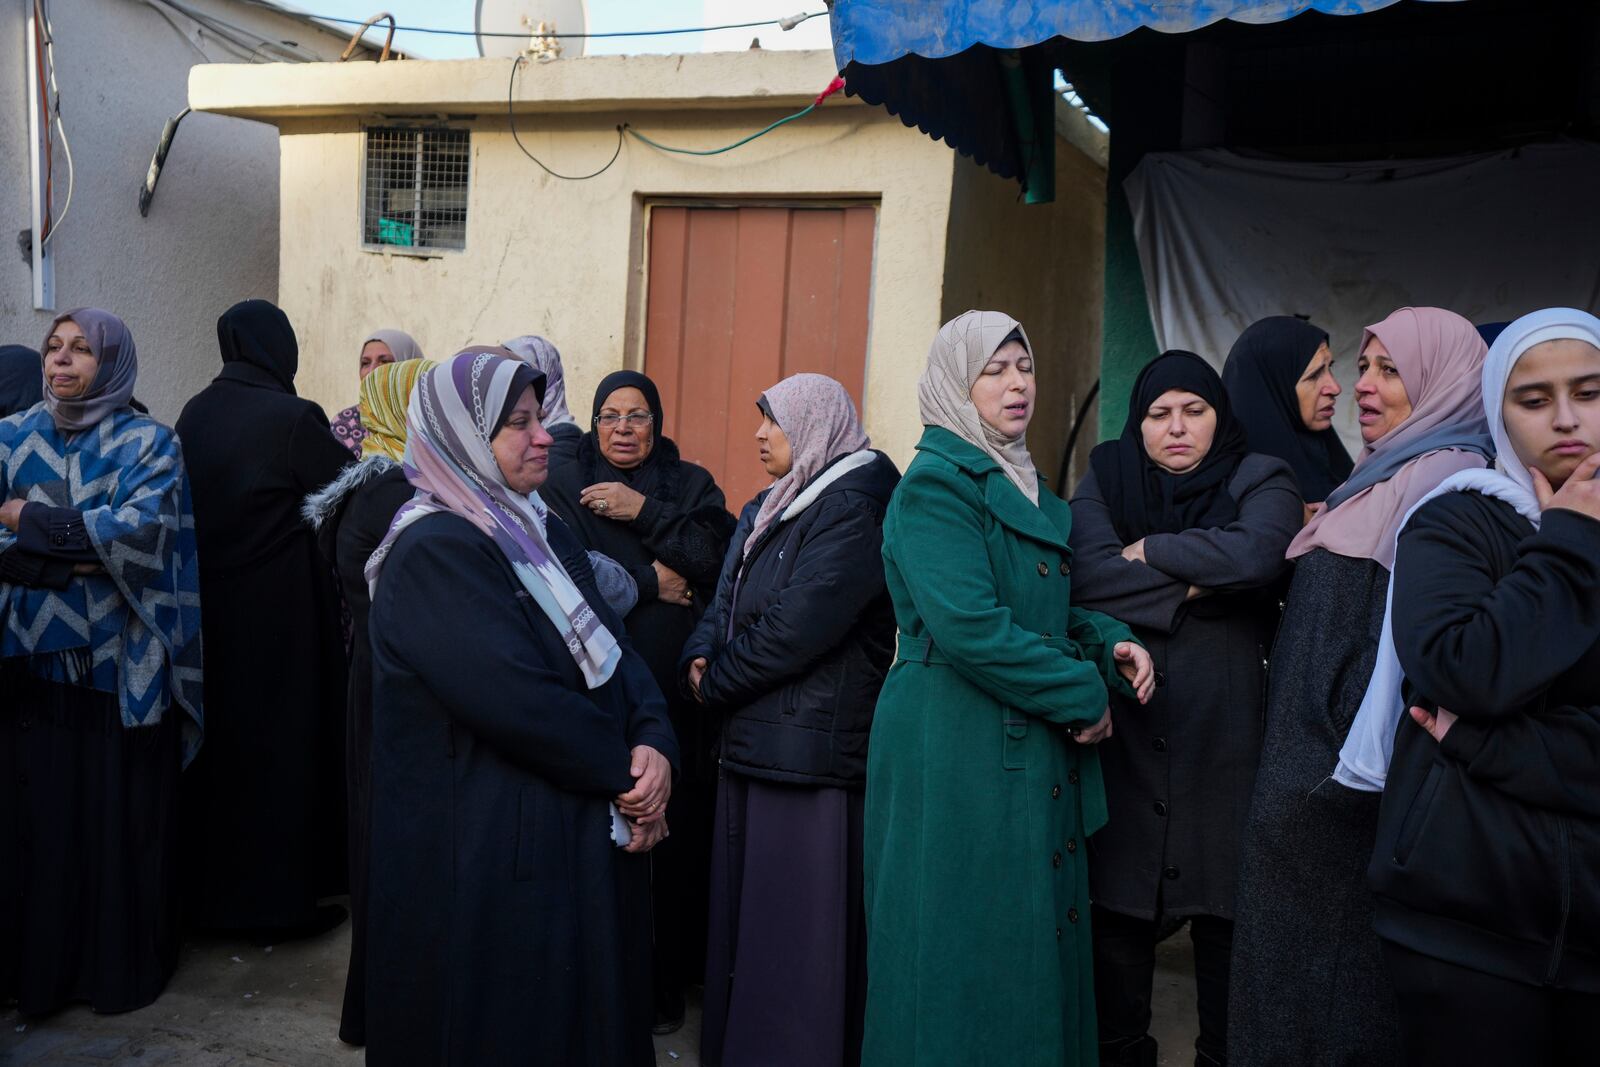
301,454,399,530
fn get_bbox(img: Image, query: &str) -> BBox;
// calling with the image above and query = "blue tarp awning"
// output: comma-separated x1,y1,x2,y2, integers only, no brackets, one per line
830,1,1460,193
833,1,1431,63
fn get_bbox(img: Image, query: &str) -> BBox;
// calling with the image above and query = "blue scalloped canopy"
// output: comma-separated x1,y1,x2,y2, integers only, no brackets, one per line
833,1,1434,65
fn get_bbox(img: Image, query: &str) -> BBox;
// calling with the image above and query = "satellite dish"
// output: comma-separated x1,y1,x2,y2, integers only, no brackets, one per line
475,0,588,59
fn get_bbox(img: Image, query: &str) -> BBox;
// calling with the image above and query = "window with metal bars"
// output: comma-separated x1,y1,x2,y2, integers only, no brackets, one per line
362,126,470,252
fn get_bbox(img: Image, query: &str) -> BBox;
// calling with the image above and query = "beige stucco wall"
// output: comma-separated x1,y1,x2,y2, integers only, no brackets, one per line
941,114,1108,494
246,54,957,472
0,1,380,422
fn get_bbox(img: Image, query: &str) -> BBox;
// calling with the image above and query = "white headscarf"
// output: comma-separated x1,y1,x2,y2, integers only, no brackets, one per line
918,310,1040,505
1336,307,1600,791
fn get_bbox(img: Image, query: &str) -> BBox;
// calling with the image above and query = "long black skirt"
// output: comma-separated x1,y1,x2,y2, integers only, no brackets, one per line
701,771,866,1067
1,665,181,1016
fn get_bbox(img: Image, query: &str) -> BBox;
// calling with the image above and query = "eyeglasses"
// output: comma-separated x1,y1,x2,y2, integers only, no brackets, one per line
595,413,654,429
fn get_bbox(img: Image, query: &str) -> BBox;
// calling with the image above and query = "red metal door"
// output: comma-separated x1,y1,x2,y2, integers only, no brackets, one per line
643,202,876,512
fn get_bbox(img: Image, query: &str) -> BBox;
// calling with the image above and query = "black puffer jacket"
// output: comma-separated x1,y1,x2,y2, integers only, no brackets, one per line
682,451,900,788
1370,491,1600,993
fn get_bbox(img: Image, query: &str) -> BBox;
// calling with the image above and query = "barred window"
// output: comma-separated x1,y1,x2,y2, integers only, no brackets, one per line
362,126,469,252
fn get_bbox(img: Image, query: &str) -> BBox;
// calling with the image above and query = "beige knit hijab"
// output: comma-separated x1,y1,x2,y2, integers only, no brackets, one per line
918,310,1040,505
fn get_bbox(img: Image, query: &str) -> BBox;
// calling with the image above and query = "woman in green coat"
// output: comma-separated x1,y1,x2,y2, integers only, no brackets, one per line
864,311,1155,1067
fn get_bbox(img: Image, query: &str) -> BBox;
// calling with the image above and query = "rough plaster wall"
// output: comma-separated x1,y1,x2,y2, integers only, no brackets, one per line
0,1,362,423
940,139,1108,495
274,105,956,475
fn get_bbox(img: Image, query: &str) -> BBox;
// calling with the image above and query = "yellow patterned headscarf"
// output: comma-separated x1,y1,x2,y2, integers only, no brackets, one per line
360,358,433,461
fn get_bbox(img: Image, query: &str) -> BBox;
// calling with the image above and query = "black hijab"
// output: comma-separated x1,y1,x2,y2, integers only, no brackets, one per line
217,299,299,394
0,345,42,417
1221,316,1353,502
1091,350,1250,543
580,369,676,493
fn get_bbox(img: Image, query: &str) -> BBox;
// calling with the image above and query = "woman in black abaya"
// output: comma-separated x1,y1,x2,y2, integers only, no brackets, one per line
176,299,352,937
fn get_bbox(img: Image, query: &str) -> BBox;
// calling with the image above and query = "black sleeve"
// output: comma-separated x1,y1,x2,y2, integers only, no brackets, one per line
679,501,754,687
1439,703,1600,817
0,545,75,588
372,521,638,796
1393,499,1600,720
290,405,355,496
1141,460,1303,590
632,467,736,589
14,503,99,562
1066,468,1188,633
697,496,885,712
549,517,678,770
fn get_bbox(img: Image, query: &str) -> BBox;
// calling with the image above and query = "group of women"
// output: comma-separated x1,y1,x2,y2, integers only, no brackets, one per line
1,296,1595,1067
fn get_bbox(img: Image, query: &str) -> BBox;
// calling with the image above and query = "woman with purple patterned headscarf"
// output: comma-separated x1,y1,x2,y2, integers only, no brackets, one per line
362,349,678,1067
683,372,901,1067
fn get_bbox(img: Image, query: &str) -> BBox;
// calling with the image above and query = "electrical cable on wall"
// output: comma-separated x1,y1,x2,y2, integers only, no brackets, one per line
34,0,74,245
304,10,824,40
506,57,626,180
507,58,846,180
625,77,846,156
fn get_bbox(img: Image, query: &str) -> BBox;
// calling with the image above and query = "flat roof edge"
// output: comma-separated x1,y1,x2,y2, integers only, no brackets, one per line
189,49,860,122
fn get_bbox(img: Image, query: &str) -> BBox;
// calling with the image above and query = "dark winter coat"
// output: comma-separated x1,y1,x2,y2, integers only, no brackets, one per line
682,451,900,788
1371,491,1600,992
1229,549,1400,1066
174,359,352,930
364,511,678,1067
1068,455,1302,920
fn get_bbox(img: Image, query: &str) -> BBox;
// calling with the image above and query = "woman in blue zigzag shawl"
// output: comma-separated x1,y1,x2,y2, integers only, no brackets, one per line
0,308,203,1018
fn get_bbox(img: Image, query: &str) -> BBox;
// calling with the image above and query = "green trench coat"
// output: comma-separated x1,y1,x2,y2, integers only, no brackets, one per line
863,427,1137,1067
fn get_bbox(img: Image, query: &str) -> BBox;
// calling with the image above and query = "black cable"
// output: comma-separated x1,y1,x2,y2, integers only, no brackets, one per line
506,58,624,181
1062,375,1100,476
304,11,825,40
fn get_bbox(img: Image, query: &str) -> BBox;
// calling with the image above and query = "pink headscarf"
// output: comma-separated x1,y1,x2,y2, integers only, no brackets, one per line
1287,307,1491,569
744,373,870,558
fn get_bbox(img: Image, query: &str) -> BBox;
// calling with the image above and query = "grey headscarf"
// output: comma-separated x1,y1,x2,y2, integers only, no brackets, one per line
42,308,139,433
502,335,575,429
362,328,426,365
918,310,1040,505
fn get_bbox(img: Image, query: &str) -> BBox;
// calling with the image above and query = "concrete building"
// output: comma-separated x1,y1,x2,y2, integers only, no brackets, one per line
1,0,394,420
188,47,1109,506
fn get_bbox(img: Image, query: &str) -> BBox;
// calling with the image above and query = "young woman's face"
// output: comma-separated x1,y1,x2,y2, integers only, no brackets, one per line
1502,338,1600,491
359,340,394,380
1354,336,1414,444
44,319,98,400
595,386,656,470
1295,341,1342,432
491,385,554,494
969,340,1036,439
1140,388,1218,474
755,412,793,477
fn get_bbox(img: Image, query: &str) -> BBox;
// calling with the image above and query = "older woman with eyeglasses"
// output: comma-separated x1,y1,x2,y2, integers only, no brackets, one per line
541,369,735,1033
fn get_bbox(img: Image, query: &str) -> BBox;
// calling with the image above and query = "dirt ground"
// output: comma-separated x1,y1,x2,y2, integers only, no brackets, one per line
1,912,1202,1066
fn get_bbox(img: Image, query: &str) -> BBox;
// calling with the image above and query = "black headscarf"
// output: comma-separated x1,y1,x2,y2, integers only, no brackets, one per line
0,345,42,417
1090,350,1250,543
217,299,299,394
581,369,675,493
1221,316,1354,502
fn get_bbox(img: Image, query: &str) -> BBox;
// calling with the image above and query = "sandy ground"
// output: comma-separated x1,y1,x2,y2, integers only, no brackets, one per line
1,913,1202,1066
